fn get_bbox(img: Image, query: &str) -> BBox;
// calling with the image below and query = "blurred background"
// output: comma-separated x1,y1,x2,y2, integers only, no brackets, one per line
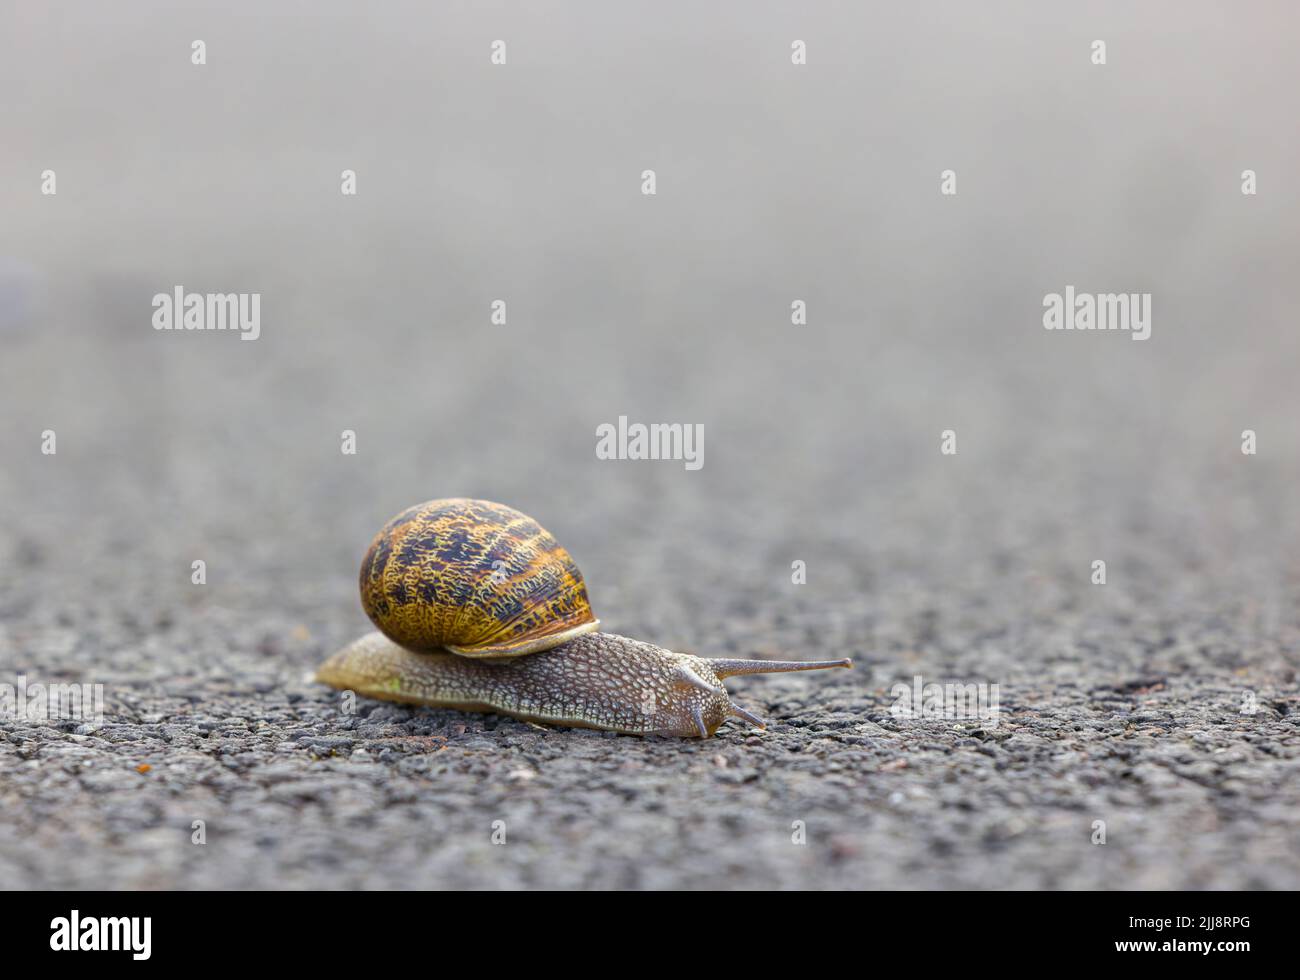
1,1,1298,888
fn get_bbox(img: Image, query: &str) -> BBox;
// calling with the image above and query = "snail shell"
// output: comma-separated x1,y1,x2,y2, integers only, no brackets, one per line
359,498,599,658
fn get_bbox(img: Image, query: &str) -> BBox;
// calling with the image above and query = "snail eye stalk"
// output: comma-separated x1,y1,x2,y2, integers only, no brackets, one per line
673,663,727,696
705,658,852,679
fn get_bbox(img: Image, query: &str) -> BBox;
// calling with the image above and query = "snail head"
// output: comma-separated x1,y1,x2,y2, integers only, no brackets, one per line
655,653,852,738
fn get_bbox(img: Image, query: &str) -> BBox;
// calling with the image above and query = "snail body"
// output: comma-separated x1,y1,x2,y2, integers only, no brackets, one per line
317,498,850,738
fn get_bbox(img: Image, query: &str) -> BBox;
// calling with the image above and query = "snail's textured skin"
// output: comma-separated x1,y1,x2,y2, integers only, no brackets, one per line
359,498,598,658
317,631,733,737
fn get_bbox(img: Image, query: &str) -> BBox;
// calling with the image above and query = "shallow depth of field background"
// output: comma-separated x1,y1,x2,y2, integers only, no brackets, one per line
1,2,1298,888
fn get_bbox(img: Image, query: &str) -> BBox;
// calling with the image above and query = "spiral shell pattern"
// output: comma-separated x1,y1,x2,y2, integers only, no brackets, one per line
359,498,598,658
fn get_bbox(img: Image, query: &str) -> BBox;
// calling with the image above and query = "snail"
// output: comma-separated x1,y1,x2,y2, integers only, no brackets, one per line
316,498,851,737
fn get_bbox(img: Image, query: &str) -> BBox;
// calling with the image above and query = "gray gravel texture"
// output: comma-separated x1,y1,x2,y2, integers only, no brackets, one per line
2,3,1300,889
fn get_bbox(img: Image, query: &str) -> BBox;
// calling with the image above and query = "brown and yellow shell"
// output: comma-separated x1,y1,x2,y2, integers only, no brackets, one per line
358,498,599,658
